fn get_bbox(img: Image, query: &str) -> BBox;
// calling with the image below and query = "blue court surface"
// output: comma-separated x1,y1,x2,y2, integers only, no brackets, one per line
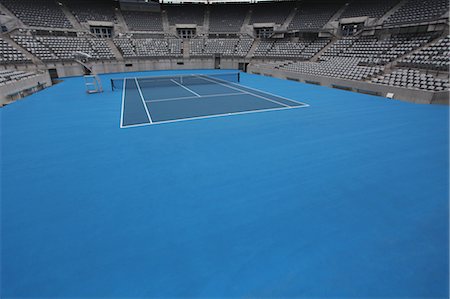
1,69,449,298
117,72,307,127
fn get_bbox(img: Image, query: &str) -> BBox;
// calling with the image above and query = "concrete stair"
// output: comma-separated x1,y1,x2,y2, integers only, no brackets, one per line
203,7,210,33
280,9,297,30
114,9,129,34
183,40,190,59
246,39,260,59
310,38,337,62
60,3,83,30
161,10,170,33
376,0,407,25
106,39,123,61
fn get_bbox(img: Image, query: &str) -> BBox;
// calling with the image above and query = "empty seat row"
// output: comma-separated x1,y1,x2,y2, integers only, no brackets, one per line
0,37,31,64
113,38,183,58
1,0,72,28
371,69,449,91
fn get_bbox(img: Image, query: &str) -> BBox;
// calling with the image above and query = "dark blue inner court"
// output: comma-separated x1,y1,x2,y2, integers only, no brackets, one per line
1,70,449,298
119,73,307,127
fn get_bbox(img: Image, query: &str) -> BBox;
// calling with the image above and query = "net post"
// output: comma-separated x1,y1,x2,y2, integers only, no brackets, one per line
238,72,240,83
111,79,114,91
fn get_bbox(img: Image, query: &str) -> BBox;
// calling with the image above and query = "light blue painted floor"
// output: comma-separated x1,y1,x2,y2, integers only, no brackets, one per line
1,69,449,298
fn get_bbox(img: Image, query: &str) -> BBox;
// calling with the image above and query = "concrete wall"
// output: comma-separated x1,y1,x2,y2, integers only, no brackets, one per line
2,57,447,106
0,71,52,105
248,63,449,105
46,57,250,78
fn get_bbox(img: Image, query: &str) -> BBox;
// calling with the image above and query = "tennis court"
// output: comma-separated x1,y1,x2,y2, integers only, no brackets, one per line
113,72,308,127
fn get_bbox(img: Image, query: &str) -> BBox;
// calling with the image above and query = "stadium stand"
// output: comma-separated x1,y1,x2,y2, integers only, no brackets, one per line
385,0,449,25
397,35,450,71
0,70,37,85
67,0,117,23
0,0,448,104
113,38,182,58
249,2,294,24
371,69,449,91
0,37,30,64
122,11,163,32
254,39,331,59
339,0,400,20
288,2,342,30
165,5,205,25
209,4,248,32
276,58,385,81
319,34,435,65
189,38,253,57
1,0,72,28
12,35,114,61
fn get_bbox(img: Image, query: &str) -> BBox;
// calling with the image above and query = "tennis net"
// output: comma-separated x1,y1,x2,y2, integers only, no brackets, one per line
111,72,240,91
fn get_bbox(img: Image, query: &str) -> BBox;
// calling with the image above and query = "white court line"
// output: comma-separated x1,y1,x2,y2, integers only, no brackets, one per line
170,79,201,97
135,78,153,124
121,105,304,128
197,75,293,108
229,81,310,107
119,78,126,128
144,92,246,103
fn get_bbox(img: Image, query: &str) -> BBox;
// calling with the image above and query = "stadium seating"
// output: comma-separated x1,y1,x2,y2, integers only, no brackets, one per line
249,2,293,24
276,57,385,81
12,35,114,61
0,70,37,86
165,5,205,25
397,35,450,71
288,3,341,30
0,37,30,64
371,69,449,91
1,0,72,28
385,0,448,25
339,0,399,20
189,38,253,57
209,4,248,32
113,38,182,58
254,39,331,59
320,34,434,65
0,0,448,100
122,11,163,32
67,0,117,23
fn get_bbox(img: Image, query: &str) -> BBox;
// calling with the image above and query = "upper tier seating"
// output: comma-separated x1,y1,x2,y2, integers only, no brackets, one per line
288,2,341,31
397,35,450,71
253,39,331,59
320,34,434,65
371,69,449,91
67,0,117,23
339,0,399,20
0,37,30,64
209,4,248,32
249,2,294,24
385,0,448,25
189,38,253,57
165,5,205,25
113,38,182,58
122,11,163,32
1,0,72,28
12,35,114,61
